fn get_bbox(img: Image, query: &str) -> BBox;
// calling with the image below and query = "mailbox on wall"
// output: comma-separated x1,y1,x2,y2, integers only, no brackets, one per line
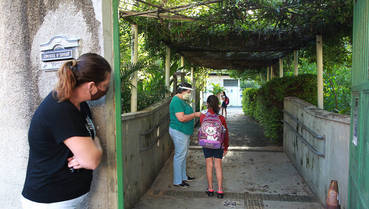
40,35,80,71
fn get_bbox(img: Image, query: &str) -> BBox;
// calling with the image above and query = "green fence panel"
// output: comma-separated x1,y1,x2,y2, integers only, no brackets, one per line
349,1,369,209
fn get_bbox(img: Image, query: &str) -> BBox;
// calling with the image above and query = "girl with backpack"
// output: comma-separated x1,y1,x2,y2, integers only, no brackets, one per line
199,95,229,198
221,91,229,118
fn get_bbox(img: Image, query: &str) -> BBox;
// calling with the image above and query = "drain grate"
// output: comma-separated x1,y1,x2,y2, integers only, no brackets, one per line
244,199,264,209
244,193,317,202
160,190,316,201
156,190,318,209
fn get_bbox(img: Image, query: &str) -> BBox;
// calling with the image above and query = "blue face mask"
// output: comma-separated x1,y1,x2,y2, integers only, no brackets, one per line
91,86,109,100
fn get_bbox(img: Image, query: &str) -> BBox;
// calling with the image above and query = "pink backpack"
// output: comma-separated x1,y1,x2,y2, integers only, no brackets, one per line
198,113,225,149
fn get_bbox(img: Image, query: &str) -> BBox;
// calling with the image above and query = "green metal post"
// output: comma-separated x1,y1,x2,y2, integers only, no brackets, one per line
113,0,124,208
349,1,369,208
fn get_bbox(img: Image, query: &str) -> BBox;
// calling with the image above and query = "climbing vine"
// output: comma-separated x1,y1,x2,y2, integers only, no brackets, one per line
118,0,353,113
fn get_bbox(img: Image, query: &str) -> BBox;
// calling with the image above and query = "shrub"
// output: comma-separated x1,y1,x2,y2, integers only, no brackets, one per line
120,61,166,113
242,88,258,116
242,74,317,142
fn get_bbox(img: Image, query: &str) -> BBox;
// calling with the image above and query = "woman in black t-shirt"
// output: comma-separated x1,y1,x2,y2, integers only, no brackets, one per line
21,53,111,209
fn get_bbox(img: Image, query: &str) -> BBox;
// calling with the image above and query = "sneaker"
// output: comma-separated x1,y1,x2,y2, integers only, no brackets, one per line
185,176,196,181
173,181,189,187
182,181,190,186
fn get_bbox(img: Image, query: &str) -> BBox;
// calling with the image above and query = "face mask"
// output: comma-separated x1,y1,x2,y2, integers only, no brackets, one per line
183,93,192,101
91,86,109,100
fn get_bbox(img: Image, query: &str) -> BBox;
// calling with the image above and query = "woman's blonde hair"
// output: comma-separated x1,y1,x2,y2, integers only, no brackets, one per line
54,53,111,102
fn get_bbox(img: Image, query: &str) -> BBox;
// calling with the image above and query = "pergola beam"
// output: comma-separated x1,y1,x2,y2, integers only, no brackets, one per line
135,0,193,20
121,11,194,21
120,0,222,18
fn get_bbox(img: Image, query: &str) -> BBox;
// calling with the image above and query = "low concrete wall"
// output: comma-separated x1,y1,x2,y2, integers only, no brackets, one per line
283,97,350,209
122,98,173,209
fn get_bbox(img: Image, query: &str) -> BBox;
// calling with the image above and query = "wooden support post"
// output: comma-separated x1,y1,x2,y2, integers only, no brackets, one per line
267,67,270,81
279,58,283,78
165,46,171,96
130,24,138,112
191,67,196,112
270,65,274,80
294,50,299,76
316,35,324,109
180,56,185,82
181,56,184,69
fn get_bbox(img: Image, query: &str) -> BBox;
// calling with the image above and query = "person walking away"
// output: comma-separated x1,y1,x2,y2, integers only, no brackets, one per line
21,53,111,209
221,91,229,118
169,82,201,187
199,95,229,198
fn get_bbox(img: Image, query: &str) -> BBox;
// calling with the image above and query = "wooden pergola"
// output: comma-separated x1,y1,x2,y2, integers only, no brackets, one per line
121,0,352,110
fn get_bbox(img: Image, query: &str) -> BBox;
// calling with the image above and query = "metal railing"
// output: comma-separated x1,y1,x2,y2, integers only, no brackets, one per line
283,110,325,157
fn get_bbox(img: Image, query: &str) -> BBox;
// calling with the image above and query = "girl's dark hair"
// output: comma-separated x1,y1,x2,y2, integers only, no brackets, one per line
54,53,112,102
176,82,192,94
223,91,227,97
207,95,220,114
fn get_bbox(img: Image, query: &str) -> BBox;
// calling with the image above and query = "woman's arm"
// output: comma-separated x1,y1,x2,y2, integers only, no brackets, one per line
64,136,103,170
175,112,201,122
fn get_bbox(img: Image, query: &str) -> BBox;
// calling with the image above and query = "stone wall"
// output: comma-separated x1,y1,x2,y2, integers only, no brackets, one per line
284,97,350,209
122,98,173,209
0,1,117,208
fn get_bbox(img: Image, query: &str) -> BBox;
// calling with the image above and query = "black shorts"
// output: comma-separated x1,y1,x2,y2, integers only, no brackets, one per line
221,102,227,108
203,148,224,159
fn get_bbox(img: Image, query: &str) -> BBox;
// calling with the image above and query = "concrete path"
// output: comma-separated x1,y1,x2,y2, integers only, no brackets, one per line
133,108,324,209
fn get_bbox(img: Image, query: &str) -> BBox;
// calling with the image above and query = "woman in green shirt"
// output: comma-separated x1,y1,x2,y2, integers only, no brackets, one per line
169,82,201,186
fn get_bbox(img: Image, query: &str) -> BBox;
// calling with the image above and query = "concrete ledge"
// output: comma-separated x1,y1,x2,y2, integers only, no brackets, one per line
122,97,171,120
189,145,283,152
284,97,350,125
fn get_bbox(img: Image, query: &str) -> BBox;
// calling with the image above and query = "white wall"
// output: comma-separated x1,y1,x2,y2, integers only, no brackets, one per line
284,97,350,209
203,74,242,106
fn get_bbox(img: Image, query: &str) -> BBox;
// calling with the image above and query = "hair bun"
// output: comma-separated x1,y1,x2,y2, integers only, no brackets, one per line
71,59,77,67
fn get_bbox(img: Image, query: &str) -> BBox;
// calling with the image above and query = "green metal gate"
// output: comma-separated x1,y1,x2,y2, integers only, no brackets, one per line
349,1,369,208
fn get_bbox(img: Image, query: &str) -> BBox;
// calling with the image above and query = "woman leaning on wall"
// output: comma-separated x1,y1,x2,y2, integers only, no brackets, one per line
21,53,111,209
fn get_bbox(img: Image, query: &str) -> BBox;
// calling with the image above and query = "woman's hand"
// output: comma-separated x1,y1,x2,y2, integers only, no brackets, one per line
64,136,103,170
194,112,201,117
175,112,201,122
68,156,82,169
223,150,228,157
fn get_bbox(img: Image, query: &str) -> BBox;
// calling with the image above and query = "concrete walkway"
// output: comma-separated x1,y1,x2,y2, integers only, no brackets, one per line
133,108,324,209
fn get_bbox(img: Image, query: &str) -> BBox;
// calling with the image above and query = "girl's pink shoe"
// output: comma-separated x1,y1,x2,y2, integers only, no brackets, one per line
216,190,224,199
206,189,214,197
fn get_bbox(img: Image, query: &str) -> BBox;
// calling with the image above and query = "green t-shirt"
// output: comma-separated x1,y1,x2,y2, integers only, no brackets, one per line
169,96,194,135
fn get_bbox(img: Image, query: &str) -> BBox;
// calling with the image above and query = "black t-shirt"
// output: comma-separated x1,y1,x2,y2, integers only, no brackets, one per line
22,92,95,203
